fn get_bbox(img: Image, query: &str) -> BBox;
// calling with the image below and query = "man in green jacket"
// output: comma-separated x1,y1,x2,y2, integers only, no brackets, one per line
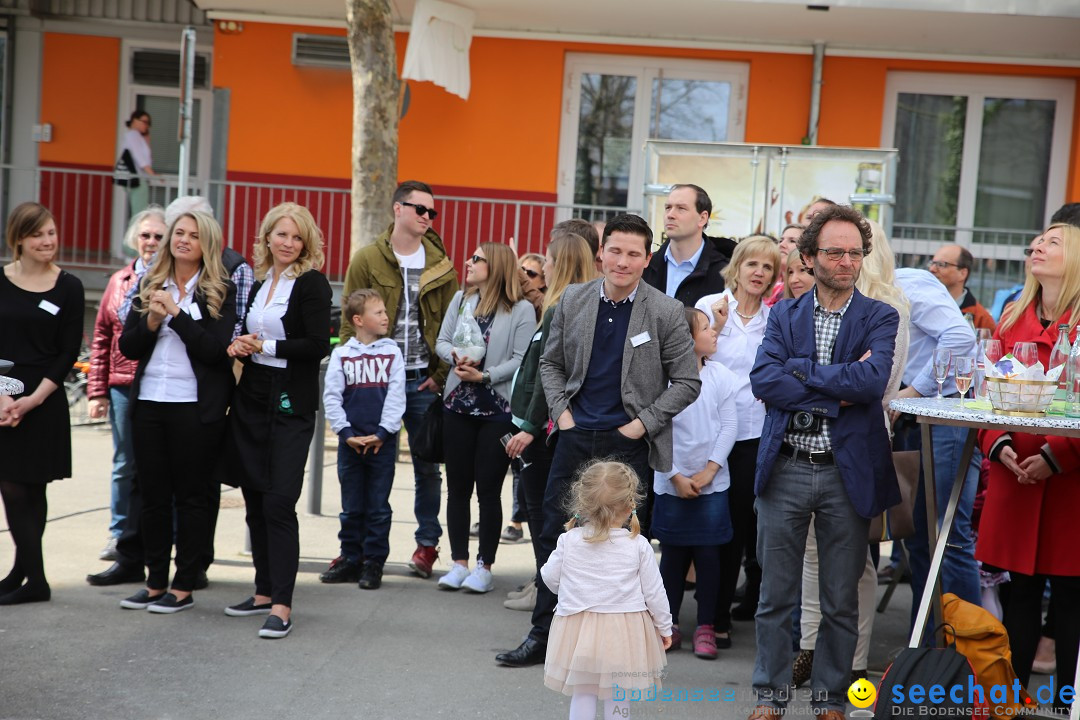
329,180,459,582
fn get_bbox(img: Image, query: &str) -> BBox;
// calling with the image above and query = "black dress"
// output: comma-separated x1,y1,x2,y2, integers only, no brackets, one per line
0,268,85,483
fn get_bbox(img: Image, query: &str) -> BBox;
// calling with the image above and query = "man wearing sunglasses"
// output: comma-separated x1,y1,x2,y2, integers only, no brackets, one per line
747,204,900,720
340,180,459,582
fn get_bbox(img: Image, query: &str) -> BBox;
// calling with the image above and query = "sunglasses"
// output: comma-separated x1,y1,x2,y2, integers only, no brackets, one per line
521,267,539,279
139,231,164,241
468,254,488,265
400,201,438,220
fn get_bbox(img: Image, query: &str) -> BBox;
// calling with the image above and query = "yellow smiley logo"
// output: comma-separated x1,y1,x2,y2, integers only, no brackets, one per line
847,678,877,709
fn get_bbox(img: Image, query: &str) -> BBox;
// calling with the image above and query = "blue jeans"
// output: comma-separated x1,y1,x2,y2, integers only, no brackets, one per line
753,455,869,712
897,423,982,637
401,378,443,547
107,385,137,538
337,438,398,564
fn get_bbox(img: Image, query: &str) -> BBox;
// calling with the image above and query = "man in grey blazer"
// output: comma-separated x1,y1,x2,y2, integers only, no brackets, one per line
496,213,700,667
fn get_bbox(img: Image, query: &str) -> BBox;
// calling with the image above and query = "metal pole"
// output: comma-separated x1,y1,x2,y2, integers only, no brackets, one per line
808,42,825,145
177,27,196,197
306,360,328,515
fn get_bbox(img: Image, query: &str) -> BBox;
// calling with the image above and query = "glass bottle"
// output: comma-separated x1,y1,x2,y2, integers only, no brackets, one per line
1068,327,1080,418
1050,324,1071,407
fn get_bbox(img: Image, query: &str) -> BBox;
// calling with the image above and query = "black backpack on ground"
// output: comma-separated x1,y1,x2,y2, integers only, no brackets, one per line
873,645,989,720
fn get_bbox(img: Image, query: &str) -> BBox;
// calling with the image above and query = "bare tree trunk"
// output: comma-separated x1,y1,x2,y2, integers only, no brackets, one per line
346,0,400,252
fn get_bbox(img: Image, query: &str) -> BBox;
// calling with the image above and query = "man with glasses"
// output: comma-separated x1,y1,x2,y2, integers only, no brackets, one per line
747,204,900,720
928,245,996,333
337,180,459,583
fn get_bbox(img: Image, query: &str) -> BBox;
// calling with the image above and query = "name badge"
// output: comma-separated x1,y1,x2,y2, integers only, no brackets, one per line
38,299,60,315
630,331,651,347
187,304,203,321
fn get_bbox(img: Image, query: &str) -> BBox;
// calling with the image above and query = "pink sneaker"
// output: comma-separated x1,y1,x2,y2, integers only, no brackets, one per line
693,624,718,660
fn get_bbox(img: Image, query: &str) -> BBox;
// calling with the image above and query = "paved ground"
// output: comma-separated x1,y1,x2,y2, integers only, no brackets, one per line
0,424,919,720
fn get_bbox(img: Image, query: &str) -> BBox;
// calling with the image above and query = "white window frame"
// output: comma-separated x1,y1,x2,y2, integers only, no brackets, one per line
881,71,1074,234
557,53,749,212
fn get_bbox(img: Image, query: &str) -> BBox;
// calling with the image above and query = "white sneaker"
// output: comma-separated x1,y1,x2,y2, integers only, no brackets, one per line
461,563,494,593
437,563,471,590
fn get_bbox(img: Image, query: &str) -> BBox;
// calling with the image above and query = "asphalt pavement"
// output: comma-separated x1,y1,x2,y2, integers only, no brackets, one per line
0,423,917,720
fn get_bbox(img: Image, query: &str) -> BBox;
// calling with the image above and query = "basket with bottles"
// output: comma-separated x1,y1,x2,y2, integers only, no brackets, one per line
984,347,1059,417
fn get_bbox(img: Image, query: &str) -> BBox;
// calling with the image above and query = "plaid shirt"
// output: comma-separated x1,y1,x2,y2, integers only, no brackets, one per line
784,288,854,453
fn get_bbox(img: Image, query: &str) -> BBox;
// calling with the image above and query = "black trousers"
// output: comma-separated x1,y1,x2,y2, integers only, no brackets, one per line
661,543,721,628
528,426,651,644
519,437,552,571
442,411,516,565
243,486,301,607
716,437,760,630
1002,571,1080,708
132,401,224,591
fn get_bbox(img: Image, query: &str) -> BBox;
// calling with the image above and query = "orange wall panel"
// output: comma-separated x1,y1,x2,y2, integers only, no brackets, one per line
40,33,120,166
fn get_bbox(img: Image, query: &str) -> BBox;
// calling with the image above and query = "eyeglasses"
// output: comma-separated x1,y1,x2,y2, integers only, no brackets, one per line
139,231,164,241
400,201,438,220
469,254,488,265
521,267,539,279
817,247,869,261
928,259,961,270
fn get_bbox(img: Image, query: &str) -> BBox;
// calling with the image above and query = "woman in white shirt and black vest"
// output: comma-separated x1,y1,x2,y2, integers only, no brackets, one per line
118,211,236,614
224,203,331,639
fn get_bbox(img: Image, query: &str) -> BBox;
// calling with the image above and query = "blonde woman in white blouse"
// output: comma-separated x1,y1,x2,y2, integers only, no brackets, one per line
694,234,781,643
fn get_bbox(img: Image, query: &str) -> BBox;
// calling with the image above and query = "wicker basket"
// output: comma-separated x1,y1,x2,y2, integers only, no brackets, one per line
985,376,1057,416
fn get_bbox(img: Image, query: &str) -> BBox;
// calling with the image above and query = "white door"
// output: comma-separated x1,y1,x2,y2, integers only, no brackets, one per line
558,54,748,214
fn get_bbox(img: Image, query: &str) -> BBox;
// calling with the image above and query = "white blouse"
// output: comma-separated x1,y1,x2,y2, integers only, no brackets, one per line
245,271,295,369
655,361,739,495
694,289,770,440
139,272,200,403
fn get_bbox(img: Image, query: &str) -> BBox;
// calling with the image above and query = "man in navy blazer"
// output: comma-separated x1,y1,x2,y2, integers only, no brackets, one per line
747,205,901,720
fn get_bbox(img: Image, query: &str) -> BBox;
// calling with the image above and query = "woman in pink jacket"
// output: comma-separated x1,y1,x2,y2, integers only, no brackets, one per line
87,206,167,562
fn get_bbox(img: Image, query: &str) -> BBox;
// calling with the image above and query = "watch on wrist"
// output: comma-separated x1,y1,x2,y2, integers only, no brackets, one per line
482,370,491,384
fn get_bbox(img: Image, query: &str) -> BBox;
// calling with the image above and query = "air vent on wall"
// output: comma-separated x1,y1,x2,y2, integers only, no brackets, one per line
292,34,350,69
132,50,210,88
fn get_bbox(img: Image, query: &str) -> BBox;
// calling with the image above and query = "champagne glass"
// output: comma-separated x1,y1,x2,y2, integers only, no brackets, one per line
932,348,952,401
1014,342,1039,370
500,433,532,472
954,356,975,408
977,339,1003,402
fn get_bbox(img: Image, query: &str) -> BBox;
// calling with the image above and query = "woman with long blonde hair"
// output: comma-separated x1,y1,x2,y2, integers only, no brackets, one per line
117,210,236,614
435,242,536,593
502,233,596,608
792,219,910,686
978,223,1080,708
223,202,331,638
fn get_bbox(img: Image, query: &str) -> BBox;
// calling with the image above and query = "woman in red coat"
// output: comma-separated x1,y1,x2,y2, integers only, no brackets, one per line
978,222,1080,709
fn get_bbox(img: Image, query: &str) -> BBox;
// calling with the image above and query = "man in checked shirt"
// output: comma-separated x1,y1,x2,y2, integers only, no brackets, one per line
746,205,901,720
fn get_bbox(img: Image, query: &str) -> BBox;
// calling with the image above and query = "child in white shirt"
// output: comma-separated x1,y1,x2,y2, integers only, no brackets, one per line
541,461,672,720
653,308,738,660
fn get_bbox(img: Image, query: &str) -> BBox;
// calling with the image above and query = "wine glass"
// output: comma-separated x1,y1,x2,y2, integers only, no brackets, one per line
976,339,1002,401
954,356,975,408
1014,342,1039,370
932,348,952,401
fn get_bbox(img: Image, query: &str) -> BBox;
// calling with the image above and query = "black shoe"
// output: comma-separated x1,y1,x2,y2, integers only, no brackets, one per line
358,561,383,590
319,556,361,584
0,582,51,605
224,596,273,617
731,600,758,621
147,592,194,614
194,571,209,591
496,637,546,667
119,588,167,610
259,615,292,639
87,562,145,587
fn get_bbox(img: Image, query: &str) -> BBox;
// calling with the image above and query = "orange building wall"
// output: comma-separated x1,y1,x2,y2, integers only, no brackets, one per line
213,22,1080,201
39,33,120,166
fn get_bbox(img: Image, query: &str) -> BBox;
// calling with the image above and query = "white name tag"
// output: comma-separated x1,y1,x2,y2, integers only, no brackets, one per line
38,299,60,315
630,331,651,347
187,304,203,321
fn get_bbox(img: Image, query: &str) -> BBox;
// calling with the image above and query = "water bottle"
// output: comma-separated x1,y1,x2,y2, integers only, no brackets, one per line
1050,324,1071,409
1068,329,1080,418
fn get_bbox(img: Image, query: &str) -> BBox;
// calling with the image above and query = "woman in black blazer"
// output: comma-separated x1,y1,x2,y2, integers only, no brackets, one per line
118,210,237,614
224,202,331,639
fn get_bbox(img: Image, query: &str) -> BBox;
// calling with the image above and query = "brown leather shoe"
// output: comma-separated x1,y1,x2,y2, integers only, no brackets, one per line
817,710,846,720
747,705,783,720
